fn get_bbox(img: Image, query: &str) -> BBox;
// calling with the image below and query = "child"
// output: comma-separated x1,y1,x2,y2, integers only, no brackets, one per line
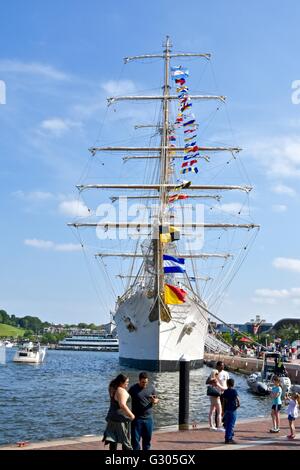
270,375,282,433
286,392,300,439
223,378,240,444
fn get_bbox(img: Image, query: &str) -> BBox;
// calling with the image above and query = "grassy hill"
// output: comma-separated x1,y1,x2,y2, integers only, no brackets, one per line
0,323,25,338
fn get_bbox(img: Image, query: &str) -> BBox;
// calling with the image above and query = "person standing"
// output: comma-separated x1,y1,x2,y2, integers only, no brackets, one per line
215,361,230,389
270,375,282,433
207,369,226,431
129,372,159,450
223,378,240,444
102,374,134,450
285,392,300,439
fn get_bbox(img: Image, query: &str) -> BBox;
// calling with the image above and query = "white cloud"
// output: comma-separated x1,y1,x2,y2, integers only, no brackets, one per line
272,204,287,213
58,200,90,217
101,79,137,96
273,257,300,273
24,239,81,252
252,286,300,305
212,202,250,215
24,239,54,249
0,60,69,80
40,118,81,136
12,190,54,201
254,288,290,298
272,184,296,197
250,136,300,178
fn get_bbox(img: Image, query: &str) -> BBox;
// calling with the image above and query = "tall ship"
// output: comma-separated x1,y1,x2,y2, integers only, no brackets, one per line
69,37,259,371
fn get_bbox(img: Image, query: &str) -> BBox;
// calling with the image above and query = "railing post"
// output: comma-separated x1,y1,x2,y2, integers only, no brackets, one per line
179,355,190,430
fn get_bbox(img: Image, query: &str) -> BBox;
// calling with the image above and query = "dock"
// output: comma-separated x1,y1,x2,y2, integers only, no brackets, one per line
205,353,300,384
1,417,299,451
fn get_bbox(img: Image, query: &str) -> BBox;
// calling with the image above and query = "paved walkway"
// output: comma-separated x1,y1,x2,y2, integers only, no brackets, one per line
1,417,299,451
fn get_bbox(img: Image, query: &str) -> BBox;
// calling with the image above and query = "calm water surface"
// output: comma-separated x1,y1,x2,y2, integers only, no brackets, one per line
0,349,271,445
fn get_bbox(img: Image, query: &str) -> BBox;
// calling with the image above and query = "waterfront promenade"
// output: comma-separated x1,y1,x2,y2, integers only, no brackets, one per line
1,417,299,451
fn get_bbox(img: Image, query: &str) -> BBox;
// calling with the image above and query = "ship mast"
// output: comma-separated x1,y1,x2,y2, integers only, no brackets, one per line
68,37,260,321
157,35,172,303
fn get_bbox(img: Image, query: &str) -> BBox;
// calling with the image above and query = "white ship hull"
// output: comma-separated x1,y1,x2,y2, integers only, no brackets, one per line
13,347,46,363
115,290,207,371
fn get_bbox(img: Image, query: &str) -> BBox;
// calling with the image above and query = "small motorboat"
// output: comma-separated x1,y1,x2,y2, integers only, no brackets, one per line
247,352,291,396
13,341,46,363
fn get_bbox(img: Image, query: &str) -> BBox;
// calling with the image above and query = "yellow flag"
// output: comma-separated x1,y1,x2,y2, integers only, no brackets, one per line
164,284,186,304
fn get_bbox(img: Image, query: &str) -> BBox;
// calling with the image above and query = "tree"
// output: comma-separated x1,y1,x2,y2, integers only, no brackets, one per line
220,332,233,345
0,309,10,324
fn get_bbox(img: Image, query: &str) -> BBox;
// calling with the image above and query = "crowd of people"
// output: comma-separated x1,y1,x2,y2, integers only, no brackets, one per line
102,361,299,450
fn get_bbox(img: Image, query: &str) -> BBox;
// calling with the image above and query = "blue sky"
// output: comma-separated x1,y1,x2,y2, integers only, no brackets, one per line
1,0,300,325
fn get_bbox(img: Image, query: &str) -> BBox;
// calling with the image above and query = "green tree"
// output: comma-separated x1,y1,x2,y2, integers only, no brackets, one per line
220,332,233,345
0,309,10,324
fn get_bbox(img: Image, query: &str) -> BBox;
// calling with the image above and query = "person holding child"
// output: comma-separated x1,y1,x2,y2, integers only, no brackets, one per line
207,369,226,431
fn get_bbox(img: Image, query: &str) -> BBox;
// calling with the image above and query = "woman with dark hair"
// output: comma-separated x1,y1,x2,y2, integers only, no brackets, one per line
103,374,134,450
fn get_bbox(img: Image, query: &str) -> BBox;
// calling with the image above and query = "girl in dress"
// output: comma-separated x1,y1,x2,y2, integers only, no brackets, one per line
286,392,300,439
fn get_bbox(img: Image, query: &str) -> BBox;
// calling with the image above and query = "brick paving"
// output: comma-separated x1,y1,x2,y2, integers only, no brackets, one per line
1,417,299,451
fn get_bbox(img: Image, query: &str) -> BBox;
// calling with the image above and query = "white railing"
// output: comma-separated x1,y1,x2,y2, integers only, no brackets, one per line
205,334,231,354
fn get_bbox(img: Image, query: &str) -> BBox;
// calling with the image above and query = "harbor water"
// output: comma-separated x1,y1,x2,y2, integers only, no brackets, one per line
0,349,272,445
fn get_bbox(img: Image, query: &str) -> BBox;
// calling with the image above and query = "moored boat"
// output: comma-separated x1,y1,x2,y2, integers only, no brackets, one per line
13,341,46,363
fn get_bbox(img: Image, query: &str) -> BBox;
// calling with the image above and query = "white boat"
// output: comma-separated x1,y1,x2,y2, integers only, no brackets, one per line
69,37,259,371
4,340,14,348
13,342,47,363
57,334,119,351
247,352,291,396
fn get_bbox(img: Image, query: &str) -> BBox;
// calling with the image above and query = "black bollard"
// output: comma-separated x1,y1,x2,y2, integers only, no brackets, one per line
179,355,190,430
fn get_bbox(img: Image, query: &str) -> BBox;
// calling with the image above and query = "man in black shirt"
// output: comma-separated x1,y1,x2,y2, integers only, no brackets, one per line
128,372,159,450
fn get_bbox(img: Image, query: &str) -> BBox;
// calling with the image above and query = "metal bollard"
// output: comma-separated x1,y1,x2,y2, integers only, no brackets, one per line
179,355,190,430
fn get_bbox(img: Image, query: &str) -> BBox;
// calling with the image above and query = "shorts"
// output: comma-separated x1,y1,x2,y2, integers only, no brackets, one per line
288,414,295,421
272,404,281,411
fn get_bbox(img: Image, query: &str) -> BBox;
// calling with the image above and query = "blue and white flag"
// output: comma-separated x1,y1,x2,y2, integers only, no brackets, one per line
163,254,185,273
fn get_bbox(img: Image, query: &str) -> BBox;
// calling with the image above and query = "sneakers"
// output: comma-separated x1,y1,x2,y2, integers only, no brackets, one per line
217,427,225,432
270,428,280,433
209,426,217,431
287,434,296,440
225,439,237,444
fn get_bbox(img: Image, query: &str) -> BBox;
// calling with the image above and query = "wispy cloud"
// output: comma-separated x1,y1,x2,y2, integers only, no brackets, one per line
58,199,91,217
271,184,296,197
12,190,54,201
24,239,81,252
272,204,287,213
252,286,300,305
273,257,300,273
254,288,290,298
212,202,251,216
101,79,137,96
0,60,69,80
40,117,82,136
250,136,300,178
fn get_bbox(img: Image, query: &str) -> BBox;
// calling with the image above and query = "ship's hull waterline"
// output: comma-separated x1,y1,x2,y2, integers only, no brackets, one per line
114,291,207,372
